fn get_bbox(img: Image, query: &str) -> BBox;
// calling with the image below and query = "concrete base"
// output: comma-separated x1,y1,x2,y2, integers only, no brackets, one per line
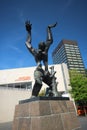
12,97,81,130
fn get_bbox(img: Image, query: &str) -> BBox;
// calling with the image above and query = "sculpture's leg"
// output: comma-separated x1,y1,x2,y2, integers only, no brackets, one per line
43,72,53,96
32,67,44,97
50,66,61,97
32,82,42,97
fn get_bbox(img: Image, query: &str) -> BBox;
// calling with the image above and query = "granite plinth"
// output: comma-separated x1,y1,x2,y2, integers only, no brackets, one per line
12,97,81,130
19,96,69,104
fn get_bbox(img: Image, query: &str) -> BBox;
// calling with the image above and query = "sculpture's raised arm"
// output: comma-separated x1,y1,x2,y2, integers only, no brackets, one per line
25,21,32,34
25,21,36,56
45,22,57,52
25,20,32,44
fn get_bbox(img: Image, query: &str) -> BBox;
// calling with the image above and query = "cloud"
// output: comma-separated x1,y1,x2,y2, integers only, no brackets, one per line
9,45,22,53
19,11,25,24
61,0,73,12
16,8,26,24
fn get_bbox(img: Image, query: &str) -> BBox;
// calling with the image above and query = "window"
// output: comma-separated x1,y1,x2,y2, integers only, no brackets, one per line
0,82,32,90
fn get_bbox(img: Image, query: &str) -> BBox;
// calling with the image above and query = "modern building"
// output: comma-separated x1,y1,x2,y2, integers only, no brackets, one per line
0,64,71,130
52,39,85,73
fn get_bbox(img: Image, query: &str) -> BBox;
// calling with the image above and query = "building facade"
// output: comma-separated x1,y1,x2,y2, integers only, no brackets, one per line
0,64,71,130
52,39,85,73
0,64,70,96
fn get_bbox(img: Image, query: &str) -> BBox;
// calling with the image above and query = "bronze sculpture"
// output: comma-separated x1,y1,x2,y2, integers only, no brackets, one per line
25,21,59,97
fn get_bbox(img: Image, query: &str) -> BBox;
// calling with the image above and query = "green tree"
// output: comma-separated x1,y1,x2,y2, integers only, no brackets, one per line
85,69,87,77
69,70,87,102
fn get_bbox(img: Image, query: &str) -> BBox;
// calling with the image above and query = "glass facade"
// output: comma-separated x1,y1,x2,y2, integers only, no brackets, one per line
52,40,85,73
0,82,32,90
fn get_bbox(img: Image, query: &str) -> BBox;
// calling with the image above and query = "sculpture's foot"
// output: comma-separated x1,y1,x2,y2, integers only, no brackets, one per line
53,91,62,97
48,22,57,28
31,95,36,98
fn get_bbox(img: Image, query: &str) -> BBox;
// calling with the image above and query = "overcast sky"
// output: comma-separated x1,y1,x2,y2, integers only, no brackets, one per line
0,0,87,69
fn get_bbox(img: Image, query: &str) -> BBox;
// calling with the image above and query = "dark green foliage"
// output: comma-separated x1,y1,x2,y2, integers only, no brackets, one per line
69,70,87,101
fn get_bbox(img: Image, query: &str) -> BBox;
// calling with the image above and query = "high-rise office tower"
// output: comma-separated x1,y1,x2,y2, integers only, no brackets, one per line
52,39,85,73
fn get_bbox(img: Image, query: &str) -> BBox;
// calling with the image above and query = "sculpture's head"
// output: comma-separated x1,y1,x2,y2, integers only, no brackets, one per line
38,42,46,51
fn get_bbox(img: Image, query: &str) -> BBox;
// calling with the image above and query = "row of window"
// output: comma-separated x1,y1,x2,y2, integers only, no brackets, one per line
68,64,84,69
55,46,65,57
53,55,84,66
53,55,67,64
0,82,32,90
67,56,82,60
64,44,78,48
69,65,84,68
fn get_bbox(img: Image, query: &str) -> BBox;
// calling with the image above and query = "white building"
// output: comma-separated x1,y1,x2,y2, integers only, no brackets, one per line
0,63,71,130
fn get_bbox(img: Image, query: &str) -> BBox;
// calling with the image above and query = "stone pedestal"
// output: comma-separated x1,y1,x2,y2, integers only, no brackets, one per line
12,97,81,130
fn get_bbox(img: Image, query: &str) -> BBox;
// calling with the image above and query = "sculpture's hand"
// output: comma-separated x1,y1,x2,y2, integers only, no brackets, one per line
25,21,32,32
48,22,57,28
